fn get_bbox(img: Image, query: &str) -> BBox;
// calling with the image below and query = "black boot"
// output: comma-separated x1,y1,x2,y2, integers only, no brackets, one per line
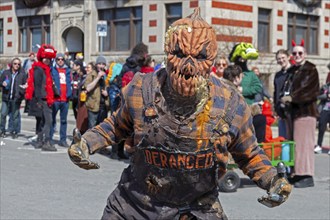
42,141,57,152
117,150,129,159
294,176,314,188
0,131,6,138
11,132,18,139
117,141,129,159
110,144,119,159
34,141,43,149
34,136,43,149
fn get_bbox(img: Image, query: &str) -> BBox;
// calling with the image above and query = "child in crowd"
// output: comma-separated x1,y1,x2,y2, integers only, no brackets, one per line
222,64,243,93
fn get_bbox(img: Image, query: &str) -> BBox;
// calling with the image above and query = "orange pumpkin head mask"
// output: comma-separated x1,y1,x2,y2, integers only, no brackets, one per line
164,8,217,97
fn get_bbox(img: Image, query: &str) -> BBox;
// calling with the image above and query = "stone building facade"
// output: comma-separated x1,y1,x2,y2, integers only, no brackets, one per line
0,0,329,86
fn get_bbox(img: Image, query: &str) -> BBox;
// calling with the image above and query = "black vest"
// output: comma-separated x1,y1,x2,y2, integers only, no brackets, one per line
120,72,239,206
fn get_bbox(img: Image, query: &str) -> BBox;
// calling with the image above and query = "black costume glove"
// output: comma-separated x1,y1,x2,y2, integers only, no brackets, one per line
68,128,100,170
258,162,292,208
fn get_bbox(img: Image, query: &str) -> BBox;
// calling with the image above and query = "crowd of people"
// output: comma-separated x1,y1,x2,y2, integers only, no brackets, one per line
68,9,292,219
1,7,329,218
0,42,160,157
0,25,329,188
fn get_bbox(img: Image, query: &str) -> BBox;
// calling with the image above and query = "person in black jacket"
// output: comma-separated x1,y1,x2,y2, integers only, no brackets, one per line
25,44,58,152
250,103,266,143
0,58,27,138
314,70,330,154
112,42,149,160
273,49,292,139
117,42,149,90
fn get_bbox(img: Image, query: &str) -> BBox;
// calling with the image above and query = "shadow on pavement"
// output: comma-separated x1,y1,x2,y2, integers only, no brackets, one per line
239,177,257,188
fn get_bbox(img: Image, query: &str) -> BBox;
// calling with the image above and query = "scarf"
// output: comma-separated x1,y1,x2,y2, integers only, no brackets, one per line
25,61,54,106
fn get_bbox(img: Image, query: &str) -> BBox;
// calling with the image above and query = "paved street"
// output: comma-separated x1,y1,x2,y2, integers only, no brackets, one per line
0,111,329,220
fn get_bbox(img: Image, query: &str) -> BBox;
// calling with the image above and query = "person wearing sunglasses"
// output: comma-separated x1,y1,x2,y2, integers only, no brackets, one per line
210,56,229,79
280,40,320,188
50,53,72,148
0,58,27,139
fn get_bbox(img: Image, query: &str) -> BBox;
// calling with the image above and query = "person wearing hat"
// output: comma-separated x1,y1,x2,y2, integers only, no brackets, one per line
95,56,109,124
25,44,57,151
75,52,85,67
50,53,72,148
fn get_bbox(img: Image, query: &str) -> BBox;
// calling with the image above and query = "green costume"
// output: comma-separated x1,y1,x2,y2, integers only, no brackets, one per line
229,42,262,105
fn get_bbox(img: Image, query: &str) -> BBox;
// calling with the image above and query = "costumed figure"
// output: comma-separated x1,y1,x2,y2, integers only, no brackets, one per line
228,43,262,105
281,39,319,188
25,44,57,151
68,8,291,219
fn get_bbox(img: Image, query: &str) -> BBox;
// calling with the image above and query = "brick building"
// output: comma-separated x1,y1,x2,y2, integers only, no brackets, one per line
0,0,329,86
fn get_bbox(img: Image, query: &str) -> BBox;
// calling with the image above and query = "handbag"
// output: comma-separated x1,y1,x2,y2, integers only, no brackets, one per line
52,80,60,97
28,97,43,117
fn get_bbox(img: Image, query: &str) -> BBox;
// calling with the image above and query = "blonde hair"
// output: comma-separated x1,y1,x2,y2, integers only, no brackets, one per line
250,103,262,116
214,55,229,66
251,66,259,72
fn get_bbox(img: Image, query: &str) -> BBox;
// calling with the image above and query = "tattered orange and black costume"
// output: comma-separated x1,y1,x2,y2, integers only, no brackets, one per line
80,8,277,219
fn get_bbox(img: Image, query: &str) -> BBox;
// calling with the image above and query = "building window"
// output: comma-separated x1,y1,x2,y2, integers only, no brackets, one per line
18,15,50,53
258,8,271,53
288,13,319,55
0,19,3,54
98,7,142,52
165,3,182,30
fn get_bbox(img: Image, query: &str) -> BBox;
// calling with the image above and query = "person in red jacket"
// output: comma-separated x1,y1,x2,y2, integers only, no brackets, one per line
140,55,154,74
25,44,57,151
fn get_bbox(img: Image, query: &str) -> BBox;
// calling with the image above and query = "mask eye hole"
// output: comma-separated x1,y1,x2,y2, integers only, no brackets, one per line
176,51,184,58
173,45,185,58
196,53,206,60
196,46,207,61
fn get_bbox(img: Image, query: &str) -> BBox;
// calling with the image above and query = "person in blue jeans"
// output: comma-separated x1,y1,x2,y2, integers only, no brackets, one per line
273,49,292,139
8,111,21,134
83,61,106,129
0,58,27,139
50,53,72,147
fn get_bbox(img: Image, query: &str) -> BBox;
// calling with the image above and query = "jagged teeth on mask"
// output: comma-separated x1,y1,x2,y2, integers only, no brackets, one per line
246,48,256,54
177,75,182,90
183,87,190,96
193,76,198,85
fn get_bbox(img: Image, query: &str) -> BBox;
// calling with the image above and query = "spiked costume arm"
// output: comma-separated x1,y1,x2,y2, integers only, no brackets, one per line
227,99,276,190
